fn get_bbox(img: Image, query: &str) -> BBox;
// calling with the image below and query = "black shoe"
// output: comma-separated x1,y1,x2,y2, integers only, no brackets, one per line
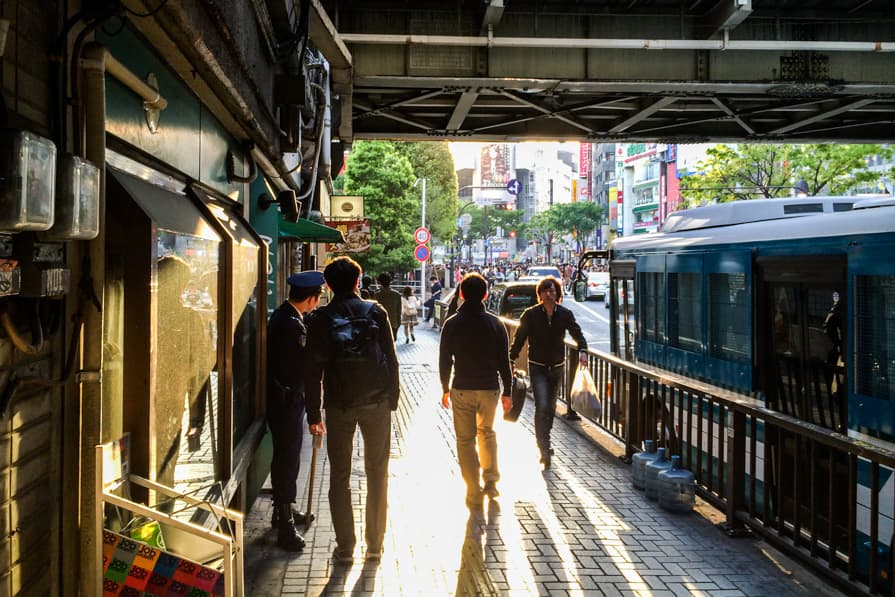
564,411,581,421
483,481,499,499
271,506,315,528
274,504,305,552
540,448,554,469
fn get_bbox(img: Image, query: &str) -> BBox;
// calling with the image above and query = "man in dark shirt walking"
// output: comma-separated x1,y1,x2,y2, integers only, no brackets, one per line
305,256,400,564
509,276,588,469
439,273,512,509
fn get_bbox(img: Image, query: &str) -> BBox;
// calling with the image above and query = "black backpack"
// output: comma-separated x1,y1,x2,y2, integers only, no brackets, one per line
319,301,390,406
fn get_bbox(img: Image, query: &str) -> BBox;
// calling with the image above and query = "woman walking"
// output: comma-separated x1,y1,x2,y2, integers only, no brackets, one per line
401,286,420,343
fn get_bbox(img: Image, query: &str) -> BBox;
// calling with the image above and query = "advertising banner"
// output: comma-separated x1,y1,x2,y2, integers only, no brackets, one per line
327,219,371,253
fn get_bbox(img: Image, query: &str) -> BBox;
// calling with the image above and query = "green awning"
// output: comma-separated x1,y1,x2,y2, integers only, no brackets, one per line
278,215,344,243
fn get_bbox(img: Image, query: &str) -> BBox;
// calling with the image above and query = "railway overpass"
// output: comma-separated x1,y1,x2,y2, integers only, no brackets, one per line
310,0,895,145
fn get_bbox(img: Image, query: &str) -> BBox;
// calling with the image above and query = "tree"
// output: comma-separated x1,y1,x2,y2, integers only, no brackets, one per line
342,141,418,274
523,211,555,262
393,142,459,242
679,143,892,207
548,202,604,253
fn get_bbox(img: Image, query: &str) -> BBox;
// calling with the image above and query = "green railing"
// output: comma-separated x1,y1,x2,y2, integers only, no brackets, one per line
503,318,895,596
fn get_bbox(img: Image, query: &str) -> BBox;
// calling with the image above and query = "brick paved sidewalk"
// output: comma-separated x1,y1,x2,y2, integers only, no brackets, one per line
243,324,843,596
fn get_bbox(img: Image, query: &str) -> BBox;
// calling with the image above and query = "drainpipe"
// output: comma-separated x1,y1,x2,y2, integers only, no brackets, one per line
78,41,106,597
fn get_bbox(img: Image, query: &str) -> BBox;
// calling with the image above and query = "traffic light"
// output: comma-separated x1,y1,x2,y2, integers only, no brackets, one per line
509,230,516,238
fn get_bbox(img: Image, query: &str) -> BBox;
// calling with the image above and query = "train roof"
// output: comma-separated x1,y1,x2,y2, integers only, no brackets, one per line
660,196,864,233
612,197,895,253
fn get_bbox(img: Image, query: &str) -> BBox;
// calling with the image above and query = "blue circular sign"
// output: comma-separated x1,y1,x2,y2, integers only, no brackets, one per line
506,179,522,195
414,244,431,263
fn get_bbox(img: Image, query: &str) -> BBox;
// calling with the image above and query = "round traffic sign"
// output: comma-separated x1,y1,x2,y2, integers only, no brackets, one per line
413,244,430,263
506,178,522,196
414,227,431,244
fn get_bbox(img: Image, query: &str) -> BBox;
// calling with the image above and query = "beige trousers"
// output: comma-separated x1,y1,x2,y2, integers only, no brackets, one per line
450,388,500,498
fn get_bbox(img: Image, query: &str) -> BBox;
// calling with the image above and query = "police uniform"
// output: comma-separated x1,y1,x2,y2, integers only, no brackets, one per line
266,270,324,550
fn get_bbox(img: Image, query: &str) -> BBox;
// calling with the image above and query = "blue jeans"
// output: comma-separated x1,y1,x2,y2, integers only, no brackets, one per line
530,363,564,457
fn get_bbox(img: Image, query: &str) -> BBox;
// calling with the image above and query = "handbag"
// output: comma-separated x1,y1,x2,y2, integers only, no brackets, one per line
504,369,529,422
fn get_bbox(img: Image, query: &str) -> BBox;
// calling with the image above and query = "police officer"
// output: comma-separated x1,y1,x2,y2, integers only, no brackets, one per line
266,270,324,551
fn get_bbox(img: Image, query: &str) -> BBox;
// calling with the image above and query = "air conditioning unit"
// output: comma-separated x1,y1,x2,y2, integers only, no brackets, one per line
330,195,364,220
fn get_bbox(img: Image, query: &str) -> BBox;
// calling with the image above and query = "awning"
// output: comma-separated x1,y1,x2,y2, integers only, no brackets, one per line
278,215,344,243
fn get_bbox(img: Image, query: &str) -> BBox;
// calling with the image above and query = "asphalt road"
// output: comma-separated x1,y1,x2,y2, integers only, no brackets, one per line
563,293,612,354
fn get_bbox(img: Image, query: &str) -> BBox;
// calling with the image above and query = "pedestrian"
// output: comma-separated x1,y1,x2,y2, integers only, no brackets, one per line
439,272,512,509
401,285,420,343
266,270,325,551
424,274,442,325
509,275,588,469
374,272,402,340
359,274,374,299
305,256,400,564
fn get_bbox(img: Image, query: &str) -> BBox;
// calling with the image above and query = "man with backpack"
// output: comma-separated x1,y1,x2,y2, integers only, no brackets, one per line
305,256,400,565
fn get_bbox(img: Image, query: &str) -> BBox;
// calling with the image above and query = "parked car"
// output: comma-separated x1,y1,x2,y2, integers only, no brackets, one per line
485,280,540,320
584,271,610,301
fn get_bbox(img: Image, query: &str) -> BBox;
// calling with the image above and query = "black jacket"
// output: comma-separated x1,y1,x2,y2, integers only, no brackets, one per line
304,293,400,424
509,303,587,366
266,301,307,398
439,302,512,394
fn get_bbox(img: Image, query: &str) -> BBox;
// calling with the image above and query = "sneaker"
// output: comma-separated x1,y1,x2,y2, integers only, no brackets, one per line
564,411,581,421
332,547,354,565
540,448,554,469
405,338,410,344
483,481,499,499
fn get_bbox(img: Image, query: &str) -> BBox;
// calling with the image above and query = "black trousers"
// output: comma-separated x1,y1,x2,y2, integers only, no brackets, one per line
267,390,306,505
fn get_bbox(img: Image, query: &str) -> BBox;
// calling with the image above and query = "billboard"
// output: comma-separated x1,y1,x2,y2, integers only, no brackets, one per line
480,144,510,186
327,219,371,253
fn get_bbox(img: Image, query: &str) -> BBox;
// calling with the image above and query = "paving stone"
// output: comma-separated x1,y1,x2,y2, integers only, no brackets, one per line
243,326,850,596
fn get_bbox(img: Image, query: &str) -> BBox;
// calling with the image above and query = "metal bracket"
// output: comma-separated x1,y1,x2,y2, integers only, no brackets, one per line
77,370,102,383
144,73,161,133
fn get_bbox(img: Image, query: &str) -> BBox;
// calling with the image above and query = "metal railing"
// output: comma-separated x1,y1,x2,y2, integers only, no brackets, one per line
503,318,895,596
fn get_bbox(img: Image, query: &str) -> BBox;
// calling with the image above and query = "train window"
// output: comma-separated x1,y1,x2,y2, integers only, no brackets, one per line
855,275,895,401
709,273,750,362
783,203,824,214
668,272,702,352
638,272,664,343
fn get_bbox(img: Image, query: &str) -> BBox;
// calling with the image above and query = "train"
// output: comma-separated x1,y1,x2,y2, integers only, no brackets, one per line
573,195,895,589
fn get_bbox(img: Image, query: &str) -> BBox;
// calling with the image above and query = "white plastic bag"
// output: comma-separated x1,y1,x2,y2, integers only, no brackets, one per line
570,367,601,419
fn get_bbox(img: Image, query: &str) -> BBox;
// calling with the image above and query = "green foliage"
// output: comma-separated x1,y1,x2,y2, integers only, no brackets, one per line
547,202,604,252
679,143,892,207
393,142,459,242
342,141,418,274
464,205,523,241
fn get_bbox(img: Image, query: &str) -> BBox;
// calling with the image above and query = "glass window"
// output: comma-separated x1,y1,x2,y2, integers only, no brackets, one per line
855,275,895,400
208,204,260,445
638,272,663,343
709,273,750,362
668,272,702,352
154,230,220,496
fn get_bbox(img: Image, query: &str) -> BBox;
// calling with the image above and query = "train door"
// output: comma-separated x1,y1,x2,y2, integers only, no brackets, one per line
756,256,848,554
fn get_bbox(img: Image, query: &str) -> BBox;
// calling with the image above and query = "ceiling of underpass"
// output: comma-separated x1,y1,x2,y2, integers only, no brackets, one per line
311,0,895,144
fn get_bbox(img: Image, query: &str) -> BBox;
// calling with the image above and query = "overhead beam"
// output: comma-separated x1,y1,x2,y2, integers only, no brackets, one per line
497,89,596,134
701,0,753,38
711,97,756,134
352,98,436,131
607,96,678,134
446,88,480,131
480,0,505,35
308,0,353,141
769,98,875,134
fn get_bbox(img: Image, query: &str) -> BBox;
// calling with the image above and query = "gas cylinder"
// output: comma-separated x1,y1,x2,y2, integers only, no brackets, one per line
657,455,696,513
631,440,657,490
644,447,672,501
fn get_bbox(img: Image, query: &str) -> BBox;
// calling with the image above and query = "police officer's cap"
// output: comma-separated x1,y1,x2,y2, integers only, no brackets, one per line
287,271,325,288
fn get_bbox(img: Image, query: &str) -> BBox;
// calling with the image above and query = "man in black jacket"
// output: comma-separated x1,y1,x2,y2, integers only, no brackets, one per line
439,273,512,509
509,276,588,469
266,270,324,551
305,256,400,564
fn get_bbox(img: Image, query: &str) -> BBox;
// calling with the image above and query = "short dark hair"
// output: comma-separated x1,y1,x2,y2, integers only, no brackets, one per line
536,276,563,302
362,275,373,288
377,272,392,287
324,256,361,293
289,284,321,302
402,285,413,297
459,272,487,304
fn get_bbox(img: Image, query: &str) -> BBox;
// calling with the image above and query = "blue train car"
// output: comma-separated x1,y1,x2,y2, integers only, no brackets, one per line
588,195,895,584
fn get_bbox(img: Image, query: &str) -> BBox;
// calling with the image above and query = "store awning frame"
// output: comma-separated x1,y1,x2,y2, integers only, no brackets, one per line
278,215,344,243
